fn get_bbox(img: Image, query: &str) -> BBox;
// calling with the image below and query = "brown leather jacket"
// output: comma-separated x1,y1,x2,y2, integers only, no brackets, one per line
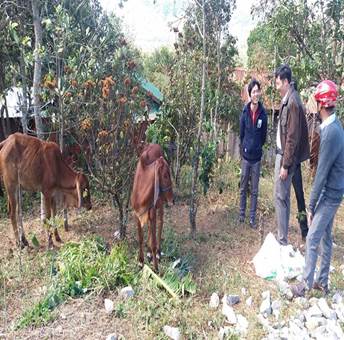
278,86,310,169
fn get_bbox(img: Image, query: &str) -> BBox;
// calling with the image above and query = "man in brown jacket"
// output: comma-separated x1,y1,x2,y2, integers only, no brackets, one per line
274,65,310,245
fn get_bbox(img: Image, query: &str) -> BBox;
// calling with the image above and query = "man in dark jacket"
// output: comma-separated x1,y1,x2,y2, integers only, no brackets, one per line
274,65,310,245
291,80,344,297
239,79,267,229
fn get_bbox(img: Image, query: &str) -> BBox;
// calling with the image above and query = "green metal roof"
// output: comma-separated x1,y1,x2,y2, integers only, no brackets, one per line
139,78,163,103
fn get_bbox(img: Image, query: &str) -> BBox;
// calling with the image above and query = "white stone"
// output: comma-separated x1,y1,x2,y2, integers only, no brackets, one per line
163,326,180,340
262,290,271,300
332,292,343,305
104,299,114,314
235,314,249,336
120,286,134,298
295,297,309,309
218,326,231,340
246,296,253,306
209,293,220,309
306,304,323,319
317,298,333,319
106,334,118,340
257,314,272,332
241,287,247,296
305,317,326,331
260,298,272,315
222,303,237,324
333,302,344,322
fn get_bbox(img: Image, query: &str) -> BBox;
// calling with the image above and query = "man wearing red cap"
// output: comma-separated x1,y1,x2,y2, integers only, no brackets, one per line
291,80,344,297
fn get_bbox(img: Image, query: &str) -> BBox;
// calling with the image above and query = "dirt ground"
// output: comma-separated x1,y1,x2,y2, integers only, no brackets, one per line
0,171,343,339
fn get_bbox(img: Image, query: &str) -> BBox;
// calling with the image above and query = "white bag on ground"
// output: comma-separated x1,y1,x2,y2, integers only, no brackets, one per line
252,232,305,281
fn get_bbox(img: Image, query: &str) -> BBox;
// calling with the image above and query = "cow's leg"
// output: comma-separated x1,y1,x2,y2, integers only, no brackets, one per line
136,216,144,268
6,186,28,248
43,194,54,249
157,205,164,260
149,208,158,272
51,197,62,243
147,223,152,262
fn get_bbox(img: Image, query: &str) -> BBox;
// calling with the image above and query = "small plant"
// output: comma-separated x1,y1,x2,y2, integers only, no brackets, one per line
16,236,134,329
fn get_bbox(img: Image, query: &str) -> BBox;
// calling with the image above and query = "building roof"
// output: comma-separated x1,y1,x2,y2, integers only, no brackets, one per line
139,78,163,103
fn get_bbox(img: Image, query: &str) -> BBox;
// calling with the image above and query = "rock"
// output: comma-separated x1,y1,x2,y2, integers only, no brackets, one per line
260,298,272,315
327,319,344,339
54,325,63,334
262,290,271,300
332,292,343,305
120,286,134,299
334,302,344,322
106,334,118,340
246,296,253,306
257,314,272,332
222,303,237,324
241,287,247,296
209,292,220,309
226,295,240,306
317,298,333,319
305,304,322,319
218,326,231,340
305,317,326,331
309,297,319,306
113,230,121,240
295,297,309,309
163,326,180,340
279,326,289,339
272,300,281,311
235,314,248,336
104,299,114,314
311,325,337,340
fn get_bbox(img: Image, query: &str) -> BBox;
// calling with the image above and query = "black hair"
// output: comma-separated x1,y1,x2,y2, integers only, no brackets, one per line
248,79,261,97
275,64,292,83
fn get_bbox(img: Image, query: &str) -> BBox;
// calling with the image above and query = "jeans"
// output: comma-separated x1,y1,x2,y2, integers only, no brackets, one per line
303,194,342,288
239,158,261,222
274,154,295,245
292,163,308,239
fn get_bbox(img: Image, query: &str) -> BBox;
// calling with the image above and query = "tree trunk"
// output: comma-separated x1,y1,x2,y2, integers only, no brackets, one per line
189,0,206,238
32,0,45,222
213,27,221,141
19,51,29,134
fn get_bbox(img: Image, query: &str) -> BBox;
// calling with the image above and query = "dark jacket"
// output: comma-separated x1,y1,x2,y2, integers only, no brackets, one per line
278,86,310,169
240,101,268,163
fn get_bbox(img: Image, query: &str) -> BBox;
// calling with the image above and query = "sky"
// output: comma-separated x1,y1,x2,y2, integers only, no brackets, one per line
99,0,257,65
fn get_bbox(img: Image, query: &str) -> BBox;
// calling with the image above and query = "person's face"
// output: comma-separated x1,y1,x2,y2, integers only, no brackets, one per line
250,84,261,105
275,76,289,96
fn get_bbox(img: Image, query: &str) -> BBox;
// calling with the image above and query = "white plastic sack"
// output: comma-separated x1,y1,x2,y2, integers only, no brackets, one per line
252,232,305,281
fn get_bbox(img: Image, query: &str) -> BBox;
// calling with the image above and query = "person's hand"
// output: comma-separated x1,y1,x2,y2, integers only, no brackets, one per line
307,210,313,227
279,167,288,180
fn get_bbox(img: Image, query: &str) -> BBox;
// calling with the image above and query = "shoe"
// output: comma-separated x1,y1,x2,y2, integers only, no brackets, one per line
249,219,257,229
313,282,329,295
290,282,307,298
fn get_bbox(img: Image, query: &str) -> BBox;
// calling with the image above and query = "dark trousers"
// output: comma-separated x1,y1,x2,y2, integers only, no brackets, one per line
292,163,308,239
239,159,261,222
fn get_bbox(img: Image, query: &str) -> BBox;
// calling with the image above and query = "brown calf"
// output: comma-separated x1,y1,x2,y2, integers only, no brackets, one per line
0,133,92,248
131,144,174,272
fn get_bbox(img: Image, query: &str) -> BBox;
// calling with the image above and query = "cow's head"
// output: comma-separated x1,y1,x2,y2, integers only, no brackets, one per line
154,157,174,206
76,173,92,210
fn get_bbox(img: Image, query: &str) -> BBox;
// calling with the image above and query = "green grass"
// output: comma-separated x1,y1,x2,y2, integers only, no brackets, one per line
16,236,135,329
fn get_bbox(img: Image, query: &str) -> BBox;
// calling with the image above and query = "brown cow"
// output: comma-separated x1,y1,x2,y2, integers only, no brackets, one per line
131,144,174,272
0,133,91,248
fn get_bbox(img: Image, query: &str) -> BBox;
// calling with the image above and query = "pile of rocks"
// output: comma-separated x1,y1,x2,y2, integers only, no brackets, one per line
260,292,344,340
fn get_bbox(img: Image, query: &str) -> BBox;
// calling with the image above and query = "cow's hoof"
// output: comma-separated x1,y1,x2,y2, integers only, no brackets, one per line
146,252,152,262
55,234,63,243
138,262,144,269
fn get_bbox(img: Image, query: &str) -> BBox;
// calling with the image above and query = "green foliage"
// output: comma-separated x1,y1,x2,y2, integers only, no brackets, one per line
199,141,217,195
249,0,344,89
17,237,134,329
